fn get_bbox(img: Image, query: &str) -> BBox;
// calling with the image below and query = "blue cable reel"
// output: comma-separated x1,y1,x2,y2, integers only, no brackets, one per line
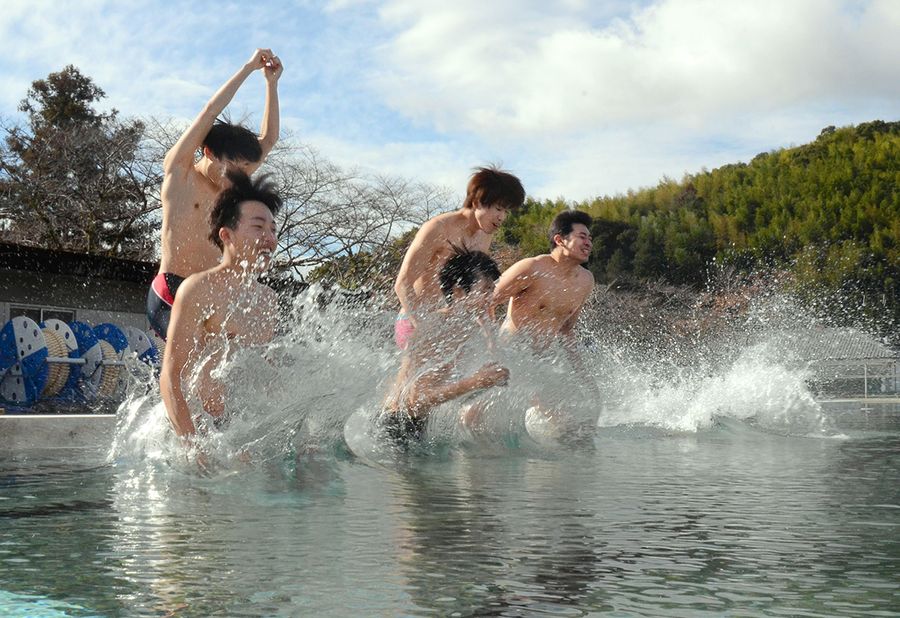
0,320,17,376
68,321,105,402
123,326,160,366
0,318,158,408
0,317,49,405
40,319,85,401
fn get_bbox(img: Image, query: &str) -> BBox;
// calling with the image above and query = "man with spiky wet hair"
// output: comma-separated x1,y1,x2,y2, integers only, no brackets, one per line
381,246,510,446
160,170,282,444
148,48,283,341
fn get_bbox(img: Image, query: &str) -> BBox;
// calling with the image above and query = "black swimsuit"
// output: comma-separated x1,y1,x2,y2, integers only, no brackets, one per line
147,272,185,340
380,412,427,448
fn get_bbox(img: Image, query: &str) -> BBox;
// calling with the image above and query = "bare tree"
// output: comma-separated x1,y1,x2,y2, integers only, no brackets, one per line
261,137,455,282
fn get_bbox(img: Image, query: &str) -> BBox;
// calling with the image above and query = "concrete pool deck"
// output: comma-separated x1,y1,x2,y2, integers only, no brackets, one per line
1,399,897,451
0,414,116,450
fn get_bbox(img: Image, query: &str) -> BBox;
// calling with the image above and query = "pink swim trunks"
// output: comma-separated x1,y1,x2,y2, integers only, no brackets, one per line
394,313,415,350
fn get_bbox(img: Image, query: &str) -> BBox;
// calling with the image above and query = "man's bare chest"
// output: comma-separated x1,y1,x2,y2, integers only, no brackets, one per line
522,277,586,315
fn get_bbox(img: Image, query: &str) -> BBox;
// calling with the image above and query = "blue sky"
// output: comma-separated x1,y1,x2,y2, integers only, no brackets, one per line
1,0,898,201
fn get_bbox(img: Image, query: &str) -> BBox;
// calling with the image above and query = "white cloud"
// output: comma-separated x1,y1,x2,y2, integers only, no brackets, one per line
1,0,896,202
301,130,473,196
372,0,900,137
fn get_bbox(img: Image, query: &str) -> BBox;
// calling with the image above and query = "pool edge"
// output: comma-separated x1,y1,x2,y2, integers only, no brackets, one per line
0,414,116,450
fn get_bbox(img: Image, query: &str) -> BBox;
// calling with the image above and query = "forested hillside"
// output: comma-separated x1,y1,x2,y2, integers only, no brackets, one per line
498,121,899,333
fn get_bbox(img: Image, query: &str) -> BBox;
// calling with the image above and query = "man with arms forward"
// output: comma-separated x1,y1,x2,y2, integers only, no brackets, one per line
493,210,595,348
492,210,597,443
393,166,525,349
382,248,510,447
148,48,282,340
160,171,281,442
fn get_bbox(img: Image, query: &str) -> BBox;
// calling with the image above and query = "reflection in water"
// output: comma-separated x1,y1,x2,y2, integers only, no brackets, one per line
1,429,899,616
393,457,514,615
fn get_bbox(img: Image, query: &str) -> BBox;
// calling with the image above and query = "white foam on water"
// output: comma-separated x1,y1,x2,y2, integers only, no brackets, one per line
596,340,828,434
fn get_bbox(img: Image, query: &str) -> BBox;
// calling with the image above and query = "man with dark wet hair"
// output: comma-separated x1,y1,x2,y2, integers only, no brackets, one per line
492,210,597,444
160,170,282,443
148,48,283,341
393,165,525,350
493,210,595,347
382,247,509,445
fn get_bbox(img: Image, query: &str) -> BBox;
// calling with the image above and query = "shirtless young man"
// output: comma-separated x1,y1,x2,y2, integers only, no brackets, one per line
160,171,281,441
382,248,510,446
493,210,595,349
492,210,597,443
393,166,525,350
148,48,282,341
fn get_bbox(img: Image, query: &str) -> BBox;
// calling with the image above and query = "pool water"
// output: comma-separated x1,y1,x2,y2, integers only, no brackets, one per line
1,410,898,617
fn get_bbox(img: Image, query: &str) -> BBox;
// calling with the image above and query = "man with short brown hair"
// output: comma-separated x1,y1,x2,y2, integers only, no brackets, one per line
393,166,525,350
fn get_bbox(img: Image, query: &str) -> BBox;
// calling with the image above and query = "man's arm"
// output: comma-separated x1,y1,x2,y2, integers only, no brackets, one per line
255,54,283,165
393,221,440,323
560,304,584,348
163,49,272,172
407,363,509,413
159,278,207,440
490,257,536,319
560,282,601,397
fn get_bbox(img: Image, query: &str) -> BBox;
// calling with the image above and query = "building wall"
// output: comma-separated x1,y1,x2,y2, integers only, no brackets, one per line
0,268,150,330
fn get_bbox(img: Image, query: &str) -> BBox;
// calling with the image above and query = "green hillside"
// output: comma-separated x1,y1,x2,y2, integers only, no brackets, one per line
499,120,900,334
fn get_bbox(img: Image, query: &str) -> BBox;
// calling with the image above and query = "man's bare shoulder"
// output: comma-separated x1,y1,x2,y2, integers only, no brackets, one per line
161,161,205,203
426,211,464,233
162,146,196,178
527,254,559,273
500,255,546,279
577,264,595,284
410,212,463,254
575,265,595,297
175,270,216,303
413,213,448,240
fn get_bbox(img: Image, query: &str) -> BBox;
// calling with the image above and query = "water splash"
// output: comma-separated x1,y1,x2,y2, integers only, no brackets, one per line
110,283,854,471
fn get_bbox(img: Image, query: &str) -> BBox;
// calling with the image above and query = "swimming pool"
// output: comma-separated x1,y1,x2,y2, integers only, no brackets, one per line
1,403,897,617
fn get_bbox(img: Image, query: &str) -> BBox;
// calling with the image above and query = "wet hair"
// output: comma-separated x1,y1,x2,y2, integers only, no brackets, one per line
439,245,501,303
549,210,592,252
462,165,525,211
209,170,282,250
202,119,263,163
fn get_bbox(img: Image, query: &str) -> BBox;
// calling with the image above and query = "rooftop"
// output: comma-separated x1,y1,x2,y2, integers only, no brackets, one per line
0,241,157,284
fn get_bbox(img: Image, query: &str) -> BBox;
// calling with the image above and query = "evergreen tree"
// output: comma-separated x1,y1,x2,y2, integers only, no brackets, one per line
0,66,161,259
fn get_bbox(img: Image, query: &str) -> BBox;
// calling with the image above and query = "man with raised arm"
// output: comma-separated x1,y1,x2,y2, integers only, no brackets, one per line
160,171,281,442
148,48,283,341
393,166,525,350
